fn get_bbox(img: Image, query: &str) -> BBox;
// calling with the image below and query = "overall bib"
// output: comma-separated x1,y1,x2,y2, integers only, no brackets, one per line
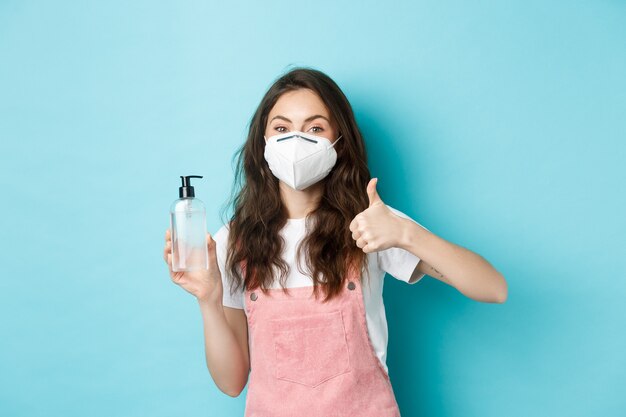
242,264,402,417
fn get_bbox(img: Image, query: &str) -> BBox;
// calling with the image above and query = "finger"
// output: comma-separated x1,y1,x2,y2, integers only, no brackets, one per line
349,217,356,232
163,240,171,261
356,236,367,249
207,233,219,267
166,253,175,275
351,230,361,241
350,215,361,232
367,177,383,207
165,228,171,241
167,253,183,283
362,243,375,253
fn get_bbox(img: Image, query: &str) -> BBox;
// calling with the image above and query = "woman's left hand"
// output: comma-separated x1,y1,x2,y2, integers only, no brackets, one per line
349,178,406,253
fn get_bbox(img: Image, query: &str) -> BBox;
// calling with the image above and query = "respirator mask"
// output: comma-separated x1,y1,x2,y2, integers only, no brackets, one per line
263,131,342,191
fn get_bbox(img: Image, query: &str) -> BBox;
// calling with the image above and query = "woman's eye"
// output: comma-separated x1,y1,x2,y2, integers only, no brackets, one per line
309,126,324,133
275,126,287,133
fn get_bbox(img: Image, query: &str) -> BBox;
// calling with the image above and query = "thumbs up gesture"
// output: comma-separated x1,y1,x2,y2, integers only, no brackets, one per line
349,178,405,253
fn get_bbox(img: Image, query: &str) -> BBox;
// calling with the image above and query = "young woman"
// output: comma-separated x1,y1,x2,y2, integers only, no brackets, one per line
163,67,507,416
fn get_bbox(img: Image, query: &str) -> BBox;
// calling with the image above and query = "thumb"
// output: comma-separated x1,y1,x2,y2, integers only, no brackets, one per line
367,177,383,207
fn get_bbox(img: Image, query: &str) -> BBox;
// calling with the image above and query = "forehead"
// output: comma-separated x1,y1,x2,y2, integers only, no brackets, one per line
268,88,330,119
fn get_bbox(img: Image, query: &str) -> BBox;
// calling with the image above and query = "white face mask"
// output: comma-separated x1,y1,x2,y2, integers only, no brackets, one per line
263,130,343,191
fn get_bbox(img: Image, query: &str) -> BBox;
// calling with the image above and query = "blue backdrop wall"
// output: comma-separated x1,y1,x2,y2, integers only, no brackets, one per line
1,1,624,416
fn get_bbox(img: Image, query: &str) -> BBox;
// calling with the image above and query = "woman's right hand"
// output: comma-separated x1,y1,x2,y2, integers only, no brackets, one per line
163,228,224,305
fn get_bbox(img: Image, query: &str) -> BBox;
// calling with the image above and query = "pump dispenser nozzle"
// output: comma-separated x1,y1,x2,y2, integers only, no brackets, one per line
179,175,202,198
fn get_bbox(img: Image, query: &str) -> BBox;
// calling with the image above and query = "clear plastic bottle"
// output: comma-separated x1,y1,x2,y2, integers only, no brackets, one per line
169,175,209,272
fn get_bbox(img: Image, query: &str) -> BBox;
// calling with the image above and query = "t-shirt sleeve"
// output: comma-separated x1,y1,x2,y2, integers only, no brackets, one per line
377,205,430,285
213,224,244,309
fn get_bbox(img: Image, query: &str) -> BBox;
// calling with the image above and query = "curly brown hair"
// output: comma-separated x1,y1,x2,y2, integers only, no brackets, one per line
220,67,372,303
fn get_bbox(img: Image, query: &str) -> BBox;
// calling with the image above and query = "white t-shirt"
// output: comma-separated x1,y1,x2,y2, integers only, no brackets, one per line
213,205,429,375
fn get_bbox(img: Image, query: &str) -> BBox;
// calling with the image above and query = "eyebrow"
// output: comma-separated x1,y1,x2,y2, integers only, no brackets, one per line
269,114,331,124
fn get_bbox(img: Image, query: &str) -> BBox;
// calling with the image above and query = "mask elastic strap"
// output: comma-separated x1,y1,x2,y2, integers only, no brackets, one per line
330,135,343,147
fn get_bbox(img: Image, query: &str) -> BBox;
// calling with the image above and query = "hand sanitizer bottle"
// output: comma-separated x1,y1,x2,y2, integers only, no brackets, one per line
170,175,209,272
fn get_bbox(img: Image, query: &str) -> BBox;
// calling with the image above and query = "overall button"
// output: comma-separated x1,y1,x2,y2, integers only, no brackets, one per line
347,281,356,290
250,292,258,301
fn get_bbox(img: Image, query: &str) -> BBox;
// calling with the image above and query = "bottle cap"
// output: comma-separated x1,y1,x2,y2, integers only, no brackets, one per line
179,175,202,198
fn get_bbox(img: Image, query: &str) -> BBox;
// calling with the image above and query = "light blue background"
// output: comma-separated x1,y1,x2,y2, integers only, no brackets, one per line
1,1,624,416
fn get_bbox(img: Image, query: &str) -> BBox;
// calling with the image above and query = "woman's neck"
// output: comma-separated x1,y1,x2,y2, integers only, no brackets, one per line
279,181,324,219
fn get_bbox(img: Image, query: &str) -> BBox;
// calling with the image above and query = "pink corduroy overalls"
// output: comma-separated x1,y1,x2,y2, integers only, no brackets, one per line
241,263,402,417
